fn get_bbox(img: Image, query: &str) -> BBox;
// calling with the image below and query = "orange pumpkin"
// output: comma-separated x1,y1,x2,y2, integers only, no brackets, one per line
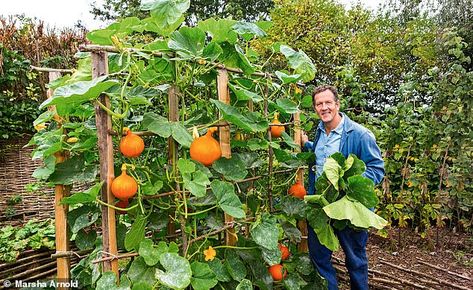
111,164,138,200
268,264,287,281
288,180,307,199
279,244,290,260
270,112,285,138
190,127,222,166
119,128,145,158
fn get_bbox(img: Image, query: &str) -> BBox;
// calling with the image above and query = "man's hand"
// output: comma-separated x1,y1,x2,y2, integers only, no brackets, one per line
301,131,309,145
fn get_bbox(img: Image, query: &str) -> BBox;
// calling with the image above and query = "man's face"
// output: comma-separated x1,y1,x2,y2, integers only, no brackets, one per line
314,89,340,123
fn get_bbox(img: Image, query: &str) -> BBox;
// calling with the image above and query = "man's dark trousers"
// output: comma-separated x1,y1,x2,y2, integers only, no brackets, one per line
308,225,369,290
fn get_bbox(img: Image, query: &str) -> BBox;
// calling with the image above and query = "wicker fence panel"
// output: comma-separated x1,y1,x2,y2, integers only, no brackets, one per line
0,137,54,226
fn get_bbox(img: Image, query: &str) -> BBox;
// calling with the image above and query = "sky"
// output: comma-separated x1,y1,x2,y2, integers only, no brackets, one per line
0,0,384,31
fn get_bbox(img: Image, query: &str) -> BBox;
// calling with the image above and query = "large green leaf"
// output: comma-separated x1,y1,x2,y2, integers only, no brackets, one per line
139,239,161,266
250,217,278,250
169,26,206,59
224,250,247,282
218,42,255,75
232,22,266,41
208,258,232,282
323,196,388,230
48,156,98,185
75,229,97,251
306,206,339,251
198,18,238,44
40,76,118,109
60,182,103,205
142,15,184,36
128,257,156,287
323,157,342,191
32,155,56,180
87,17,142,45
141,0,190,27
211,100,268,132
125,215,147,251
142,112,172,138
211,180,245,218
183,171,211,197
261,247,281,266
96,272,130,290
212,155,248,181
236,279,253,290
155,253,192,289
279,45,316,82
344,154,366,178
275,98,299,114
228,83,263,103
191,262,218,290
171,122,193,148
275,71,302,84
347,176,378,208
280,195,308,219
68,205,99,234
202,42,223,62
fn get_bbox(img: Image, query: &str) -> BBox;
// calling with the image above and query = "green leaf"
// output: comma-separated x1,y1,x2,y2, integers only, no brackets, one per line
219,42,255,75
125,215,147,251
347,176,378,208
183,171,211,197
142,15,184,36
323,157,342,191
202,42,223,62
224,250,247,282
212,155,248,181
142,112,172,138
198,18,238,44
261,247,281,266
280,196,307,219
33,110,55,126
281,221,302,243
96,272,129,290
68,205,99,234
228,83,263,103
169,27,206,59
344,154,366,178
155,253,192,289
191,261,218,290
87,17,142,45
39,76,118,109
48,156,98,185
236,279,253,290
61,181,103,205
306,206,339,251
283,274,307,290
128,257,156,286
171,122,193,148
141,180,164,196
250,217,278,250
323,196,388,229
139,239,161,266
178,158,196,174
141,0,190,27
208,258,232,282
279,45,316,82
32,155,56,180
75,229,97,251
275,98,299,114
232,22,266,41
211,100,268,132
211,180,245,218
275,71,302,84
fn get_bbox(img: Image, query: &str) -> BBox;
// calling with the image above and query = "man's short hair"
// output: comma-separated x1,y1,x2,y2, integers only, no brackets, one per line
312,85,339,104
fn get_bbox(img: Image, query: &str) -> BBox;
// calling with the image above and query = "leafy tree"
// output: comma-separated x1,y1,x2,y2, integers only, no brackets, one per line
90,0,274,24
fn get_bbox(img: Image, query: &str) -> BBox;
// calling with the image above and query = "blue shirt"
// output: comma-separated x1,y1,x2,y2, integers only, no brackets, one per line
314,115,345,180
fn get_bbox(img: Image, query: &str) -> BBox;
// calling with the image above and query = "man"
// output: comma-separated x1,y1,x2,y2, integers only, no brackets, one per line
301,85,384,290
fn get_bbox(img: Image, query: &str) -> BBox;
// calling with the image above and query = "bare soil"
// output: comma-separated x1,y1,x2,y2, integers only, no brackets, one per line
333,228,473,290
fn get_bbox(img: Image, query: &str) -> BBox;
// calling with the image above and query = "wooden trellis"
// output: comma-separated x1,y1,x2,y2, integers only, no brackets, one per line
36,44,309,281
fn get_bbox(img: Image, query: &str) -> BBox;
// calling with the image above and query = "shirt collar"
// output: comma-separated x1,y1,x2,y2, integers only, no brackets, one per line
317,113,345,135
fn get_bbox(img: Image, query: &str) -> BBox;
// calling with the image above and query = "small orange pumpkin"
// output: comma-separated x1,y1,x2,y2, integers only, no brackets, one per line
111,164,138,200
288,180,307,199
119,128,145,158
190,127,222,166
268,264,287,281
270,112,285,138
279,244,290,260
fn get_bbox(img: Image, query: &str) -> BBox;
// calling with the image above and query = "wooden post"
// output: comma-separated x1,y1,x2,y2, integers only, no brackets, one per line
49,71,71,287
92,51,119,276
217,68,236,246
294,111,308,252
167,85,178,238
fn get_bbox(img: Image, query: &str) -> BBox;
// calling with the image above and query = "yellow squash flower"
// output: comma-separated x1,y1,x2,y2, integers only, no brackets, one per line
203,246,216,261
34,123,47,131
67,137,79,143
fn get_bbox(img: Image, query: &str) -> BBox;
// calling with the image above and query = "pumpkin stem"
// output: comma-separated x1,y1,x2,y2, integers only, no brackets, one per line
192,126,200,139
207,127,218,135
273,112,280,121
121,164,128,172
